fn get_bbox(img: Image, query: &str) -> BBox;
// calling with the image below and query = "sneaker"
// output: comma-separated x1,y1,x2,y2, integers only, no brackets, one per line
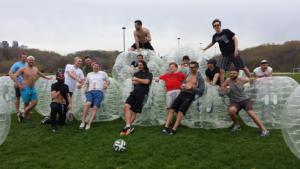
231,125,241,131
79,122,85,129
18,113,24,123
85,124,90,130
52,127,60,132
120,128,127,135
261,130,269,136
120,126,134,135
27,118,32,123
158,127,168,134
165,128,176,135
40,117,50,124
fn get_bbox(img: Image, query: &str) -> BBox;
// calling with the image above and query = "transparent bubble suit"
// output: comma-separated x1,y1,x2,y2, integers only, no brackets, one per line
0,76,24,113
72,77,119,122
181,83,233,129
35,76,57,116
240,77,299,129
0,97,11,145
281,85,300,159
112,49,163,84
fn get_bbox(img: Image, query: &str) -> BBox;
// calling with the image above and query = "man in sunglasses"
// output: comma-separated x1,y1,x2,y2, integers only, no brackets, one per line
163,61,205,135
201,19,251,86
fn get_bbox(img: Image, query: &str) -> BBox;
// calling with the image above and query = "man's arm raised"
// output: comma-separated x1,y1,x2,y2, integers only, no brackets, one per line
242,77,258,85
37,70,53,80
201,42,214,51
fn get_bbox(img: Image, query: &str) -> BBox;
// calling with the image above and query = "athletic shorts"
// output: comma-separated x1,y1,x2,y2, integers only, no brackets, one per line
166,89,181,109
20,86,38,103
86,91,104,108
220,52,246,71
15,86,21,97
125,92,148,113
170,92,195,115
131,41,154,50
230,98,253,114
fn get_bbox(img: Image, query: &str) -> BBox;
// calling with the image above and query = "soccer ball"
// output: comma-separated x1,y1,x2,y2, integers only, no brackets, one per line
114,139,126,152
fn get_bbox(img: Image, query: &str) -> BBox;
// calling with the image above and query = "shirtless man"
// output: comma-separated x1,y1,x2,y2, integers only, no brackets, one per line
128,20,155,53
163,61,205,135
12,56,53,123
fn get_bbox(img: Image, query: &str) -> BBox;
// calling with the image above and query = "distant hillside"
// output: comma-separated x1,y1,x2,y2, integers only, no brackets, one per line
213,41,300,72
0,48,121,73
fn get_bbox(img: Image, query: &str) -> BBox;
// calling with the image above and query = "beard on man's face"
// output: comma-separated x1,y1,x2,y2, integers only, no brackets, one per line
57,79,64,84
231,76,238,80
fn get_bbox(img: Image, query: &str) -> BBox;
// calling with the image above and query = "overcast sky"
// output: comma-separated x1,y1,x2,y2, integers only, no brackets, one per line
1,0,299,57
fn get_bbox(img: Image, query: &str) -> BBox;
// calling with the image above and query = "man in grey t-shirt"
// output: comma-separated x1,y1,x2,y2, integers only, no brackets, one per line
221,69,269,136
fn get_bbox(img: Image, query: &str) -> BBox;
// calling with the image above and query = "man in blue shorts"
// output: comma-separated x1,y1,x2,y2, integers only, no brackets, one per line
79,62,110,130
12,56,53,123
8,53,28,116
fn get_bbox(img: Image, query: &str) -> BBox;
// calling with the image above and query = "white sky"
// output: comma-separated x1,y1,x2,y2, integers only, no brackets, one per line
1,0,299,57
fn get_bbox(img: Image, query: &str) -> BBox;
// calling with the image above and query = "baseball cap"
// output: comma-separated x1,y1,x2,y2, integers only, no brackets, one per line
27,56,35,60
206,58,217,65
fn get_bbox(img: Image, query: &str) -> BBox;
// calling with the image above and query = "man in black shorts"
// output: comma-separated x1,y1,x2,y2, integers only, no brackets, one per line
201,19,251,86
130,54,143,70
205,58,224,86
161,61,205,135
120,60,153,135
128,20,155,53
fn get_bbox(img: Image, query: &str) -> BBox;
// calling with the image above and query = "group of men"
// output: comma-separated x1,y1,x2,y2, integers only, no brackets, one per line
7,18,272,136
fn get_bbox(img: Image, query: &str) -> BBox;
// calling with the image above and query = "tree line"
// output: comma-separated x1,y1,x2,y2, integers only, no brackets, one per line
0,48,121,74
1,40,300,74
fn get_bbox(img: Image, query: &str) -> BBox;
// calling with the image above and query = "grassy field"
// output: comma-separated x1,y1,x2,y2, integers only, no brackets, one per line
1,73,300,168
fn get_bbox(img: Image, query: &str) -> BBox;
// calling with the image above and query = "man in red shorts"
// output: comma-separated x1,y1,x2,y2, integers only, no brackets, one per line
221,69,269,136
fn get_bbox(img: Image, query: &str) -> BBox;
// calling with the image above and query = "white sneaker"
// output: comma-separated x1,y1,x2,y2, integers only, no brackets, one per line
85,124,90,130
79,122,85,129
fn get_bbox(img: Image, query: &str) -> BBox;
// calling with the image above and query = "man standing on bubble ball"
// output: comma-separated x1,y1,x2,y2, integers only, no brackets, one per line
155,62,186,132
201,19,251,86
221,69,269,136
12,56,53,123
64,57,85,122
128,20,155,53
79,62,110,130
120,61,153,135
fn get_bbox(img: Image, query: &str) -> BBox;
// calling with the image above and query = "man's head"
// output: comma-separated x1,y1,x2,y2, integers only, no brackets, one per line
74,57,82,67
212,19,221,32
189,61,199,73
182,55,190,64
260,60,269,72
93,62,100,72
137,54,143,62
230,69,239,80
138,60,149,72
206,58,217,69
169,62,178,73
56,72,65,84
27,56,35,67
20,53,27,63
135,20,142,30
84,56,92,66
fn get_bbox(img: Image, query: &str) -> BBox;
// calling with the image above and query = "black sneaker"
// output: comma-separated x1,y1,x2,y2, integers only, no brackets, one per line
40,117,50,124
52,127,60,132
165,129,176,135
159,127,168,134
18,113,24,123
27,118,32,123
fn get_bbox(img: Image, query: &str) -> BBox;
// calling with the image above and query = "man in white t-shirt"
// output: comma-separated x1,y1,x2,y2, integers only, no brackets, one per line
79,62,110,130
253,60,273,78
64,57,84,121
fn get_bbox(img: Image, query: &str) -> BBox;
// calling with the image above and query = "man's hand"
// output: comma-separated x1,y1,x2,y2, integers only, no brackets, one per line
77,79,83,83
67,104,72,111
132,77,137,81
181,84,192,90
222,87,229,91
14,82,17,88
200,48,205,51
18,84,24,91
47,77,53,80
155,77,159,82
104,85,108,89
137,49,140,52
234,51,238,58
85,88,88,93
78,84,82,89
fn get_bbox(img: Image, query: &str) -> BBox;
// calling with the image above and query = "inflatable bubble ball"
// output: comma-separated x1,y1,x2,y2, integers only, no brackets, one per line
0,97,11,145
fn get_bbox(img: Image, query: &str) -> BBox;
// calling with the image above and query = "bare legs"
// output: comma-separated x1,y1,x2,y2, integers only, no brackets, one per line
23,100,37,118
229,106,266,131
242,67,251,78
123,103,137,125
15,97,20,114
128,47,156,54
164,109,183,131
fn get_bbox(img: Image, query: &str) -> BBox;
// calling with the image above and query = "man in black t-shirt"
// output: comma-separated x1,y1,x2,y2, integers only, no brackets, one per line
201,19,251,86
130,54,143,70
205,58,224,86
120,60,153,136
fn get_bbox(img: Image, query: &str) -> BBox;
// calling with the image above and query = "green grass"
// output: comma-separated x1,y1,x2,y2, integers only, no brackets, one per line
1,73,300,168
